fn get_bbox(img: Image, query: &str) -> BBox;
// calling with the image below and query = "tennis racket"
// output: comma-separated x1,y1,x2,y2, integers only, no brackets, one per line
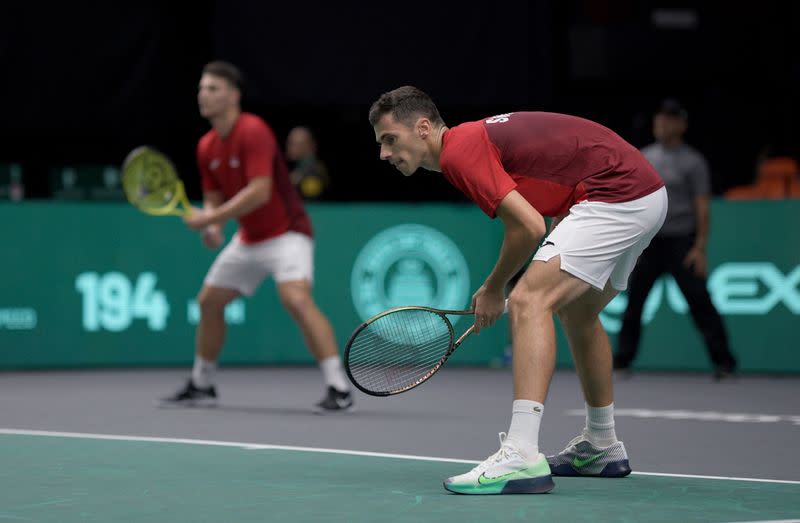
121,145,192,217
344,300,508,396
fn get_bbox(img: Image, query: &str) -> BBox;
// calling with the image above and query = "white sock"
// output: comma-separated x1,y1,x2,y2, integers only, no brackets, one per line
320,356,350,392
585,403,618,447
505,399,544,459
191,356,217,388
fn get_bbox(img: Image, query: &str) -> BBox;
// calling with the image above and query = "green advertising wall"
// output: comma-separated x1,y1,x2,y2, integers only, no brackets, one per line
0,200,798,373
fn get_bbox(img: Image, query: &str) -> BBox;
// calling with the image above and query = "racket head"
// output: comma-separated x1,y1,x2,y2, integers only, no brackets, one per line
122,146,189,216
344,306,458,396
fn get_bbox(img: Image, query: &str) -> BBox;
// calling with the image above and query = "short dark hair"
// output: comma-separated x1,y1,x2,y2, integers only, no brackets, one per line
202,60,244,90
368,86,444,127
658,98,688,120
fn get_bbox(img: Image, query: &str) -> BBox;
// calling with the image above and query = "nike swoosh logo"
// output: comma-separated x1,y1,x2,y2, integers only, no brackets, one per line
477,464,541,486
572,452,604,468
477,470,518,486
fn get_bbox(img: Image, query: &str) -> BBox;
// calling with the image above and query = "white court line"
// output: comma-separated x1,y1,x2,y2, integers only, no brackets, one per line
567,408,800,425
0,428,475,464
1,428,800,486
632,471,800,485
724,520,800,523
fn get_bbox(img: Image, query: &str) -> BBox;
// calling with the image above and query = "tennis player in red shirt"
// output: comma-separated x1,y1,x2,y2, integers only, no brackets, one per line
160,61,353,413
370,86,667,494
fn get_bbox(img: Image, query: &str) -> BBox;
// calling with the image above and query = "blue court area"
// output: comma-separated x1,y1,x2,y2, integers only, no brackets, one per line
1,431,799,523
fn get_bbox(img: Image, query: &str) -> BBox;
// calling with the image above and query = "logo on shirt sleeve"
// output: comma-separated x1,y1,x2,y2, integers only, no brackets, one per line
485,113,513,124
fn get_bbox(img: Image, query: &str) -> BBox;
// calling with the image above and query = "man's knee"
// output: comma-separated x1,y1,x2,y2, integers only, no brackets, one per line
507,285,551,320
198,288,236,314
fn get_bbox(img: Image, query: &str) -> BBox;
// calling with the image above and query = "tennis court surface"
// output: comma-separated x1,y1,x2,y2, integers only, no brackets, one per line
1,368,798,522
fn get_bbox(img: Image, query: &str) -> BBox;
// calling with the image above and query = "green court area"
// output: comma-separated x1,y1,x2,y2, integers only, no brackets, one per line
1,432,798,522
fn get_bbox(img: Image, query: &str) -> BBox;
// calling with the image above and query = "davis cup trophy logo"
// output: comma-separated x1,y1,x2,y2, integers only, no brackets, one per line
351,224,470,324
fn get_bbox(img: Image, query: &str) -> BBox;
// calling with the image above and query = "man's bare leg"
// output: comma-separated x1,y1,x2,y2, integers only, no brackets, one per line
277,280,338,360
192,285,240,387
508,256,592,403
277,280,350,395
557,283,619,408
546,283,632,478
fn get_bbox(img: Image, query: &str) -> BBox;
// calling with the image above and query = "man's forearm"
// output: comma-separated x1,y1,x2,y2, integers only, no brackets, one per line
487,190,547,291
198,192,224,230
209,181,270,224
203,193,223,214
484,225,542,291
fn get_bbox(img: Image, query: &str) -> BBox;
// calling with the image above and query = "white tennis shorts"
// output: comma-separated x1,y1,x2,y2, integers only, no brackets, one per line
532,187,668,291
204,231,314,296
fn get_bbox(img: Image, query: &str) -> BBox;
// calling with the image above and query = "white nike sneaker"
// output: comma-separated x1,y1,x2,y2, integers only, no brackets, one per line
443,433,555,495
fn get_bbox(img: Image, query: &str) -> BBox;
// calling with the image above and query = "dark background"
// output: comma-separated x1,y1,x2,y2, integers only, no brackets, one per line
1,1,797,201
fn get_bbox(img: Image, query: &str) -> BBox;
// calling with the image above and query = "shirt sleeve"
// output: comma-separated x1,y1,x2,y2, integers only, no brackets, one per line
440,125,517,218
690,152,711,196
240,120,275,181
197,140,220,193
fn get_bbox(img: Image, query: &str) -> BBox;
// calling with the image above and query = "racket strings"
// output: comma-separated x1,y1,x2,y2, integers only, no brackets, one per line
347,309,453,394
122,150,182,213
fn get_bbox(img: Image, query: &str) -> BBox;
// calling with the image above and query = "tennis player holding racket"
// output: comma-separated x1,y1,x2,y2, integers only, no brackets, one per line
369,87,667,494
160,61,353,413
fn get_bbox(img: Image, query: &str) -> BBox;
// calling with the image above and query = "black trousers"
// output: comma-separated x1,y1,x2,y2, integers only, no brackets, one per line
615,235,737,371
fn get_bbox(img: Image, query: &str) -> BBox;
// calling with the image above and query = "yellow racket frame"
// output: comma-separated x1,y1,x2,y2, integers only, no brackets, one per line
121,146,192,217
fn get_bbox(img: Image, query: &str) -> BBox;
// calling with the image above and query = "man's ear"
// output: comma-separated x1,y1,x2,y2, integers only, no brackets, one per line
417,118,432,139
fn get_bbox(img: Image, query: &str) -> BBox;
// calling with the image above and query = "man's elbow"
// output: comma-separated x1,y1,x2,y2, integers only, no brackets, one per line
252,179,272,205
510,219,545,249
526,216,547,241
257,187,272,205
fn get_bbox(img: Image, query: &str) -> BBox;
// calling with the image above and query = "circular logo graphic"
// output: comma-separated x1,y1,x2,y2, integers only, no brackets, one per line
351,224,471,323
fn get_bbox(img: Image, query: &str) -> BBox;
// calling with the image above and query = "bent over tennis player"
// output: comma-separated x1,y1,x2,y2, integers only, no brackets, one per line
160,61,353,413
369,86,666,494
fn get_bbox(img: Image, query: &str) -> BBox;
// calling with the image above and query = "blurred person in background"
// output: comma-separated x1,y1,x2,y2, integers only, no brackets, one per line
614,98,737,380
370,86,667,494
160,61,353,413
286,126,330,200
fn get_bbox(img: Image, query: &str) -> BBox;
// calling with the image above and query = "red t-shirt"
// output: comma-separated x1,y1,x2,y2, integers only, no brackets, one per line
440,112,664,217
197,112,313,243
